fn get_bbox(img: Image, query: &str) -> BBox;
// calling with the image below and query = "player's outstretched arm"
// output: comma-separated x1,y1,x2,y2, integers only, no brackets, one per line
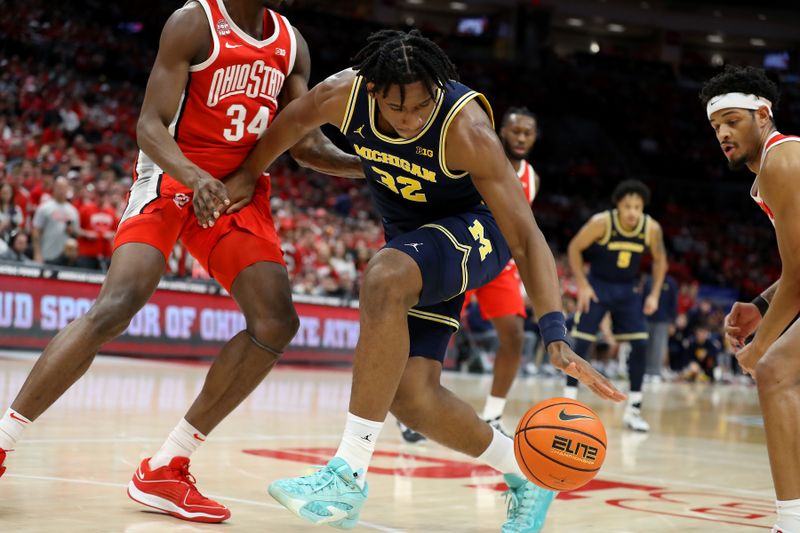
736,146,800,372
280,30,364,179
237,69,357,185
137,4,229,227
568,214,606,313
446,101,625,402
644,219,668,315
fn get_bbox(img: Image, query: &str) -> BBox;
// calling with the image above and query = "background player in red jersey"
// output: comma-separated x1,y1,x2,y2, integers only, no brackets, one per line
0,0,362,523
397,107,540,442
703,66,800,533
471,107,539,434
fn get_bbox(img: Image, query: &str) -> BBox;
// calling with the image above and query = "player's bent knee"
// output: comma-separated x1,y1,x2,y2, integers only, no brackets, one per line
501,326,525,351
84,292,144,339
361,260,419,310
248,312,299,353
754,348,795,392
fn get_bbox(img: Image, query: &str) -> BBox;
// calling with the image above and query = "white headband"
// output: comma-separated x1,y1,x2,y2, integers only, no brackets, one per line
706,92,773,119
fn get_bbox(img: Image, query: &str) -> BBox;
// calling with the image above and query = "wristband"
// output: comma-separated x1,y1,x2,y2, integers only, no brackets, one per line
539,311,571,347
752,295,769,317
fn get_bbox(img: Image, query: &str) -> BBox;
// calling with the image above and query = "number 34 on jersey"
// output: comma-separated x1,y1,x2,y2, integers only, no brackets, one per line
224,104,271,142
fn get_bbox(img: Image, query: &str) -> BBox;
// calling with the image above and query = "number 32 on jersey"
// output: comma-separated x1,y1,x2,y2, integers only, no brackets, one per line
224,104,270,142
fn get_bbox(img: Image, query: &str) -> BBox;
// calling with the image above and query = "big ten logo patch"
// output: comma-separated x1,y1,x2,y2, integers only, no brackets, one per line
216,19,231,36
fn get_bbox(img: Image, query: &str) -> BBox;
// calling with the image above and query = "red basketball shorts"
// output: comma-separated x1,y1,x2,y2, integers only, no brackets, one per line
114,173,284,293
463,262,526,320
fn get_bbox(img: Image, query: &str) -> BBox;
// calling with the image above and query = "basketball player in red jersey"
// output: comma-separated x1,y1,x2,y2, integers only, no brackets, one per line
703,65,800,533
398,107,540,442
0,0,362,523
470,107,539,434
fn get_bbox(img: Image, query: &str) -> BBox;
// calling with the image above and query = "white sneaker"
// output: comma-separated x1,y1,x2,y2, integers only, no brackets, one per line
623,406,651,432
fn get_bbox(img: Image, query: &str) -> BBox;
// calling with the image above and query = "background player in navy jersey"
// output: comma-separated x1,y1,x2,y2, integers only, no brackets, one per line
230,29,625,531
704,66,800,533
0,0,362,523
565,180,667,432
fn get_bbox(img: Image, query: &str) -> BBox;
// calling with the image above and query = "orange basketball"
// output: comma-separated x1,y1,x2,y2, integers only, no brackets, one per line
514,397,607,492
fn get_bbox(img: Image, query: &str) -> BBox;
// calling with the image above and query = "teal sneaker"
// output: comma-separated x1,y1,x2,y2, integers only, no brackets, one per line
268,457,368,530
501,473,556,533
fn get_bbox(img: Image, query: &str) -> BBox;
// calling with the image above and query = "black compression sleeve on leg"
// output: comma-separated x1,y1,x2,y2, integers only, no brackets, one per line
628,339,647,393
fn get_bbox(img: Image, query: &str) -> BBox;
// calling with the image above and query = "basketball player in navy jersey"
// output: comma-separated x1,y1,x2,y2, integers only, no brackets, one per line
230,29,624,531
0,0,362,523
703,66,800,533
565,180,668,432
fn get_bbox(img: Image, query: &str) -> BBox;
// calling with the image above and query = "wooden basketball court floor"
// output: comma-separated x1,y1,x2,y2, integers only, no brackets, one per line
0,351,774,532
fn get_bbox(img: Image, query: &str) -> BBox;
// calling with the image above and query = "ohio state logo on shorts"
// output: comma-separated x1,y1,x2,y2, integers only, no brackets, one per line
216,19,231,36
173,193,190,209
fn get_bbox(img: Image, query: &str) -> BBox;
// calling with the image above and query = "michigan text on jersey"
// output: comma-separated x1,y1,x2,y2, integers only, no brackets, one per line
353,145,437,182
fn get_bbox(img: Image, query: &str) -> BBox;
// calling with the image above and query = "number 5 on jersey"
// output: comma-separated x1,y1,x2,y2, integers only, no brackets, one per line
224,104,270,142
617,251,632,268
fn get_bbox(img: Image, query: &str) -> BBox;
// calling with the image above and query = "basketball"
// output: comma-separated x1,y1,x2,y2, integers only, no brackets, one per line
514,397,607,492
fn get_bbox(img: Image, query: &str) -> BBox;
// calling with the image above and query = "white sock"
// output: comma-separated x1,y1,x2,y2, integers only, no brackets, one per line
477,426,524,477
335,412,384,489
563,386,578,400
149,419,206,469
482,395,507,421
776,499,800,532
628,391,643,409
0,408,31,450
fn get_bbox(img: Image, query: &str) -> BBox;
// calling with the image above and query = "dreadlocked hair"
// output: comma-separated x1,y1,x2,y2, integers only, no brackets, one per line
502,106,536,126
699,65,780,110
350,29,459,104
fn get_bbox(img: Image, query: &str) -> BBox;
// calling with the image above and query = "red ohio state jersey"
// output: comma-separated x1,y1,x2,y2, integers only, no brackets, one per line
517,160,536,204
136,0,296,184
753,132,800,226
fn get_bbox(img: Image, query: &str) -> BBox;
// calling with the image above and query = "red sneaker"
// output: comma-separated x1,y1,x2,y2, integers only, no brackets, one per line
127,457,230,523
0,449,8,478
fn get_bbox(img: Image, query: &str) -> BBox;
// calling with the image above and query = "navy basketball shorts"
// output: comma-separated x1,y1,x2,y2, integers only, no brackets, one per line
571,276,649,343
383,208,512,363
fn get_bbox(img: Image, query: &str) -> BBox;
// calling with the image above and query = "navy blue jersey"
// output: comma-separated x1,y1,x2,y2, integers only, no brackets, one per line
339,74,493,240
584,209,650,283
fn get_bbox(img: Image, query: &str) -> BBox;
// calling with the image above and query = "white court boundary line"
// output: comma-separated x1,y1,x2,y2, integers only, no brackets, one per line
6,470,771,531
13,435,774,499
20,434,342,444
6,473,406,533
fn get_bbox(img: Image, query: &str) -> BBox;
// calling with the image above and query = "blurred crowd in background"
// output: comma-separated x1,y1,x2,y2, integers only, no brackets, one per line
1,0,789,381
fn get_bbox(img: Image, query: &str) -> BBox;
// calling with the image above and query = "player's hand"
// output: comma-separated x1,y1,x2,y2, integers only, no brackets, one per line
548,341,627,402
724,302,762,350
577,283,598,314
222,168,258,214
192,173,229,228
735,339,766,376
643,294,659,316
